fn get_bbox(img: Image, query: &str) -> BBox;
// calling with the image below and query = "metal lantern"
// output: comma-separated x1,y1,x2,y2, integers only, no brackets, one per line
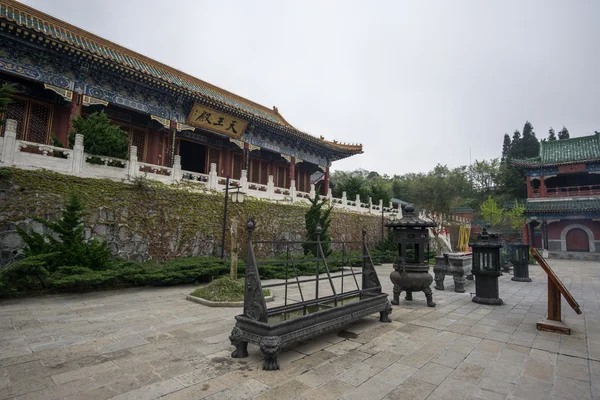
510,235,531,282
230,187,246,204
386,205,436,307
470,224,503,305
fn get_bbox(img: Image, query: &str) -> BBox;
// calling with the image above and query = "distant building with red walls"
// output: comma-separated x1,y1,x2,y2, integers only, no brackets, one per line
512,133,600,261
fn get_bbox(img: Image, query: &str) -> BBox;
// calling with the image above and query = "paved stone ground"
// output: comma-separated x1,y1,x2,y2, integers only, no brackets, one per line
0,259,598,400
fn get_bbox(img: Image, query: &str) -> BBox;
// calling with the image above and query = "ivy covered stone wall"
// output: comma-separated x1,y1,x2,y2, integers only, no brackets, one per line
0,169,385,268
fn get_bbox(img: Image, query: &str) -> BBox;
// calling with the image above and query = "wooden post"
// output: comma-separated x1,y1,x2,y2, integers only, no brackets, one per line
323,166,330,196
547,278,561,322
531,248,581,335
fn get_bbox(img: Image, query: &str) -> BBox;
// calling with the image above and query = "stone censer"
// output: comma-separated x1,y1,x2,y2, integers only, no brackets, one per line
386,205,436,307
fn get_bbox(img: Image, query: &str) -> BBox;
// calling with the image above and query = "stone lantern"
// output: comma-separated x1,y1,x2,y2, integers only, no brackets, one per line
470,224,503,305
386,205,436,307
510,235,531,282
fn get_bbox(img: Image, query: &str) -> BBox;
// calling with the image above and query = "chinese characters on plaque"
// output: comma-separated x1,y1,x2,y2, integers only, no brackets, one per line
186,103,248,139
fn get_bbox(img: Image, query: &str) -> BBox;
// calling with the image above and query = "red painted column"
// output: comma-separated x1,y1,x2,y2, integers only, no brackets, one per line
66,92,82,139
243,143,250,171
540,176,547,197
323,166,330,195
526,176,533,198
289,157,296,188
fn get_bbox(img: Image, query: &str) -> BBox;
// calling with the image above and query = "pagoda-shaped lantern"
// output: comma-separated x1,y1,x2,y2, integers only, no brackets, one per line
510,234,531,282
470,224,503,305
386,205,436,307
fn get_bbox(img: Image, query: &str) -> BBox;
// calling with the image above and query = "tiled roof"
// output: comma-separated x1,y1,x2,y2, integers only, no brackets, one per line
0,0,363,155
524,199,600,214
512,132,600,167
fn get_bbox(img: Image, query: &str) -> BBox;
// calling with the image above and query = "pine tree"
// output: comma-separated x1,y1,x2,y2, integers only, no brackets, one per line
0,83,16,125
16,193,111,271
558,126,570,140
302,194,333,257
501,134,511,162
518,121,540,158
548,127,557,141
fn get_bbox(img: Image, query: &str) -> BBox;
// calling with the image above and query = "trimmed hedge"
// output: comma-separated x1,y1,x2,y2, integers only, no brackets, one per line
0,251,377,297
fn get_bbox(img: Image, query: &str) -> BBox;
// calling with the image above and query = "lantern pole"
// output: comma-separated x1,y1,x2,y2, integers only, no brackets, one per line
220,176,230,259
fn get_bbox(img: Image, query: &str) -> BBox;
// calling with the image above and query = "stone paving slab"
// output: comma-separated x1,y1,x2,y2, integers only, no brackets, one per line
0,259,598,399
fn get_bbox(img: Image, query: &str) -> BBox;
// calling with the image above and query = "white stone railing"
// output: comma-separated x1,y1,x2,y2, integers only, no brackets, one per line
0,118,402,218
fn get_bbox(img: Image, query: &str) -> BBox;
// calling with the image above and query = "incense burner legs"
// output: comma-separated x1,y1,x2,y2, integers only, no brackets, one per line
390,268,436,308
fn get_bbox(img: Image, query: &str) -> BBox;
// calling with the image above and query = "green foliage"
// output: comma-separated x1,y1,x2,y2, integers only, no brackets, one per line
0,256,235,297
303,194,333,257
50,134,63,148
506,200,525,231
558,126,570,140
330,169,393,204
0,83,16,125
469,159,499,193
16,192,111,271
68,112,129,159
501,133,511,162
131,174,151,191
0,167,12,179
189,277,270,302
480,196,503,227
548,128,557,141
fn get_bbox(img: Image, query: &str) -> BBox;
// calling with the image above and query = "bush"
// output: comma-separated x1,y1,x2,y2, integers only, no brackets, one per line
16,192,111,271
68,112,129,159
0,167,12,179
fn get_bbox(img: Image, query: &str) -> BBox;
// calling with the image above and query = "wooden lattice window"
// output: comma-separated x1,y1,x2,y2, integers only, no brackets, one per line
232,152,243,180
130,128,147,162
208,147,221,174
1,97,52,143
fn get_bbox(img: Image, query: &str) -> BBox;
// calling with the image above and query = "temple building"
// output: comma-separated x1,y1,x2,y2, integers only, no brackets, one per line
512,133,600,260
0,0,362,195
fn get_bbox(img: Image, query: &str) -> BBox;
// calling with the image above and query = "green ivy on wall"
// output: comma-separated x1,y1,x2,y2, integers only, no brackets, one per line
1,168,386,261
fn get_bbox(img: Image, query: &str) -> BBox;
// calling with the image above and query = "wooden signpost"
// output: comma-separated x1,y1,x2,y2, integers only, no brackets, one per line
530,248,582,334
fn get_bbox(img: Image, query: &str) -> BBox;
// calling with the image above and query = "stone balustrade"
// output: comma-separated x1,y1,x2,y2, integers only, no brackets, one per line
0,119,401,217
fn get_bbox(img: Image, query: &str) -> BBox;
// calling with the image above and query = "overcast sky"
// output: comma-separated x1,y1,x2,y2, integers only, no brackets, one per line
21,0,600,175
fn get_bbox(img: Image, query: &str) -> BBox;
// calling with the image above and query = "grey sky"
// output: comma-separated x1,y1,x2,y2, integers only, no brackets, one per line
21,0,600,175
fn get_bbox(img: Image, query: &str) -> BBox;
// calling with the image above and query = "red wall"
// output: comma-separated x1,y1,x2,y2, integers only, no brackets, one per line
547,219,600,240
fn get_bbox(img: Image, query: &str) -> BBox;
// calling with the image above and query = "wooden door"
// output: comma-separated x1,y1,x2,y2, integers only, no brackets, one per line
566,228,589,252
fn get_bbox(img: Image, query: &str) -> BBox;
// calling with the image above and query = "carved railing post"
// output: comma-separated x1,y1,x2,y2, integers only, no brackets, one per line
0,119,17,165
172,154,182,183
267,175,274,199
342,191,347,209
290,180,296,203
368,197,373,214
379,199,384,215
209,162,218,190
355,194,361,212
240,169,248,193
128,145,139,179
71,133,84,174
309,183,316,199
